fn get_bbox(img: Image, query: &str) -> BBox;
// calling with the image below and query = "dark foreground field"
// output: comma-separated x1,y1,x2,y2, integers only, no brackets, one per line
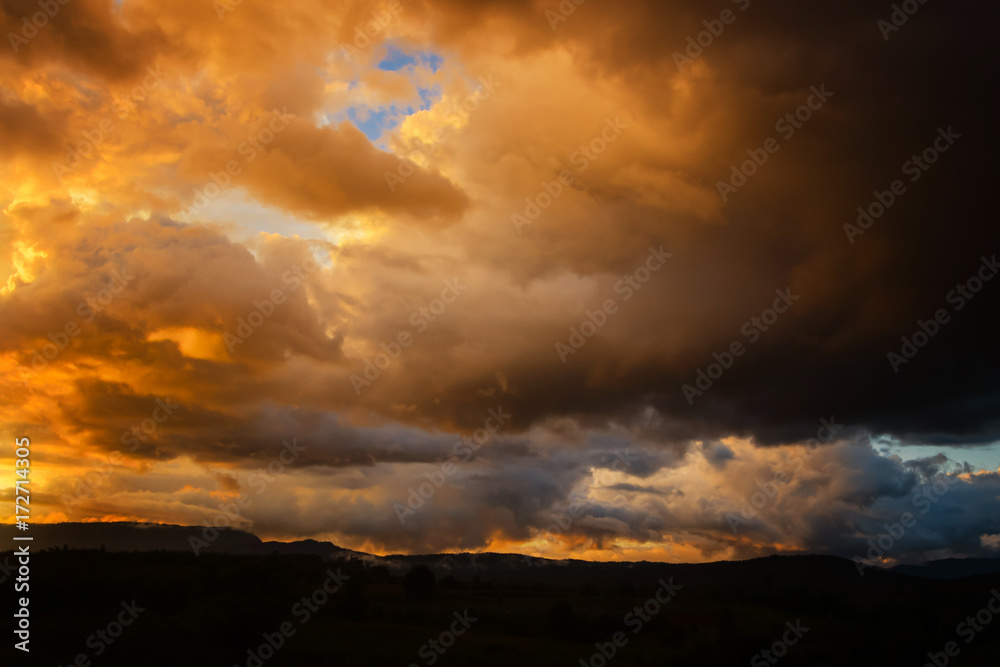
2,526,999,666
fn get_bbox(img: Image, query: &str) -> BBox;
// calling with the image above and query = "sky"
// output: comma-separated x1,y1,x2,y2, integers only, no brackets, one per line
1,0,998,565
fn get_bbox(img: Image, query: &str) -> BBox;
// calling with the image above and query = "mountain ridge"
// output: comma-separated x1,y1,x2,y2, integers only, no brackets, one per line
5,521,1000,582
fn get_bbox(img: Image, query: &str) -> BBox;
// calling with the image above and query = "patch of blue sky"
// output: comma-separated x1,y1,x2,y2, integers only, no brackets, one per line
377,43,444,74
326,84,442,145
872,433,1000,473
417,84,441,110
347,105,397,141
377,45,417,71
320,44,445,145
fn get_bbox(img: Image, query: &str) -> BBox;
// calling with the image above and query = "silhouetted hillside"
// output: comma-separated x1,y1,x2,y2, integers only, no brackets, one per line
891,558,1000,580
0,521,360,559
2,523,999,665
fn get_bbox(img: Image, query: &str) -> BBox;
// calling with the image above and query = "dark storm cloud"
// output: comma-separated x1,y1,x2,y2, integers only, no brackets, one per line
0,0,168,80
389,0,1000,447
3,0,997,562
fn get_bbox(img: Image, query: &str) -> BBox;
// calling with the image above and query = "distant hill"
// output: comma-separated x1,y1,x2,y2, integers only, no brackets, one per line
5,521,1000,583
891,558,1000,579
0,521,359,560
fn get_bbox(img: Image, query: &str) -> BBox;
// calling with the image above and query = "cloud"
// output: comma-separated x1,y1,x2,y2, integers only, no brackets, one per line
1,0,997,561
